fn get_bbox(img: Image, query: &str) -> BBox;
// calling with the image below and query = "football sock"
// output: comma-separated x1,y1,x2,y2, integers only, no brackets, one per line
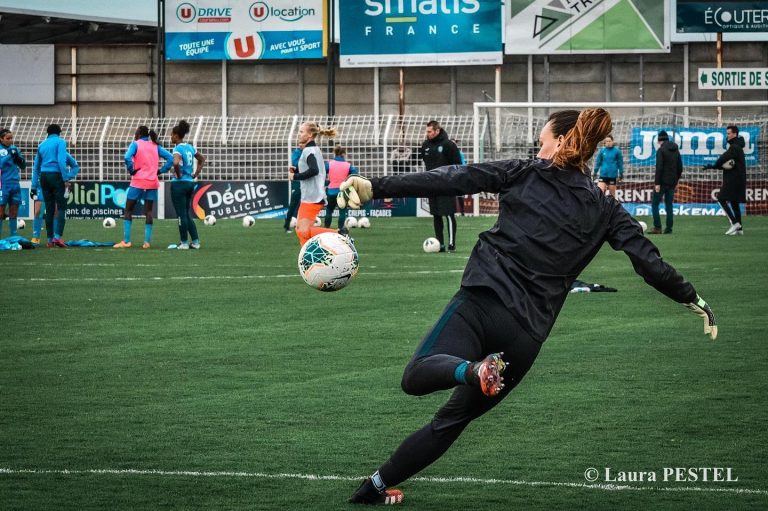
454,360,470,384
33,217,43,238
0,218,4,238
144,223,153,243
9,218,17,236
123,219,132,242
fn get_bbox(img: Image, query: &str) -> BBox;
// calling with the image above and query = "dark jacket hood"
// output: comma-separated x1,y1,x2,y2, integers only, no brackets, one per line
427,129,450,145
660,141,679,152
728,136,745,148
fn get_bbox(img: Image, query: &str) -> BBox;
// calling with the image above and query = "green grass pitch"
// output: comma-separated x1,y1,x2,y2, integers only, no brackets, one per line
1,216,767,510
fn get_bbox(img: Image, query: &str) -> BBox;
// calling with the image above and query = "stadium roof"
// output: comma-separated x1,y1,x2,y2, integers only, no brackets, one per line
0,0,157,26
0,1,158,44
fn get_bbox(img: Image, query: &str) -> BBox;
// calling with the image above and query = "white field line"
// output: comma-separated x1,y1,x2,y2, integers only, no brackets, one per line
11,269,466,283
0,468,765,496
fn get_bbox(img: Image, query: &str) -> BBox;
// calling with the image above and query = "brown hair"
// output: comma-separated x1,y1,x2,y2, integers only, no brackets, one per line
551,108,613,174
333,145,346,157
303,122,337,141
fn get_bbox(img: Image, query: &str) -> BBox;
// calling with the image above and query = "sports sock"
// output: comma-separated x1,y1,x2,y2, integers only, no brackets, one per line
9,217,17,236
144,223,153,243
33,216,43,238
454,360,470,384
370,471,387,493
123,219,132,242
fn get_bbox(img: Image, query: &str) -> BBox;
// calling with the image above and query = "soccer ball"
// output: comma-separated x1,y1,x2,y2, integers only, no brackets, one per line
358,217,370,229
314,216,322,226
103,217,116,229
17,218,26,229
289,217,298,229
344,216,358,229
298,232,359,292
638,220,648,233
423,237,441,253
204,215,217,226
242,215,255,227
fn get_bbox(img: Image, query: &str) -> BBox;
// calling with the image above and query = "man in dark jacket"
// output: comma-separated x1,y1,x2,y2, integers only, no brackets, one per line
704,125,746,235
650,130,683,234
420,120,463,251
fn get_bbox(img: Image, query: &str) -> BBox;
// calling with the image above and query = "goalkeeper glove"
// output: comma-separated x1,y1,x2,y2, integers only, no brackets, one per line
684,294,717,340
337,176,372,210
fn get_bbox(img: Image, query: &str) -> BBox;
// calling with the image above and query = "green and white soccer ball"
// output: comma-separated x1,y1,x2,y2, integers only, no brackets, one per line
204,214,217,226
344,216,358,229
358,217,370,229
298,232,359,292
103,217,116,228
423,237,441,253
242,215,255,227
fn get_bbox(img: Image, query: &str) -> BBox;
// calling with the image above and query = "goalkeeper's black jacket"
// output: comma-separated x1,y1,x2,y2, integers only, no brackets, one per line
371,159,697,343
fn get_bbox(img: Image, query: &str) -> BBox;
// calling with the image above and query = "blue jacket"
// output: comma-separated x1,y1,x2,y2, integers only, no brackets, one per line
594,146,624,179
0,143,26,186
32,134,69,188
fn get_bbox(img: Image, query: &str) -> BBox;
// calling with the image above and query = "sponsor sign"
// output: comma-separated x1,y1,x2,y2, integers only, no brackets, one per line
676,0,768,34
505,0,669,54
165,180,289,219
629,127,760,166
339,0,502,67
60,181,146,218
165,0,326,60
698,67,768,90
615,180,768,216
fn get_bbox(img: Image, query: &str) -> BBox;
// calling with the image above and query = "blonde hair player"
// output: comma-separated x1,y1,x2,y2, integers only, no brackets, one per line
290,122,341,246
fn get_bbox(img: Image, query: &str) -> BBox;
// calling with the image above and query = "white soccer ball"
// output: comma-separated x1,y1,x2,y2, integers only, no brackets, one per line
289,217,298,229
17,218,26,230
423,237,441,253
298,232,359,292
242,215,255,227
638,220,648,233
314,216,322,226
204,215,217,226
103,217,116,229
344,216,358,229
358,217,370,229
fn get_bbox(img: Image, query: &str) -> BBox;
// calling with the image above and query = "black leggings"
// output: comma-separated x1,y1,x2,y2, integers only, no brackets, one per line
433,214,456,247
41,172,67,239
377,287,542,487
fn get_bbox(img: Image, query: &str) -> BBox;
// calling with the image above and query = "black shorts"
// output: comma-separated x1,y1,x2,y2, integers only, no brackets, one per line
599,177,617,185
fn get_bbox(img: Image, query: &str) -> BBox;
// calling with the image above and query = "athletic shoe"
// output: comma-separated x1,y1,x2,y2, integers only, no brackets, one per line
47,241,55,248
727,227,744,236
190,241,201,249
725,222,741,235
52,238,66,248
31,238,40,244
349,479,404,506
648,227,662,235
142,242,151,249
177,243,189,250
439,245,446,253
447,244,456,252
285,229,292,233
113,241,132,248
474,352,507,397
664,228,673,234
338,227,349,236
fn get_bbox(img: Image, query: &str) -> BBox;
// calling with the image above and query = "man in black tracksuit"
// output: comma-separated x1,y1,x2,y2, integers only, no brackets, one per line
650,130,683,234
420,120,463,252
344,109,717,506
704,125,747,235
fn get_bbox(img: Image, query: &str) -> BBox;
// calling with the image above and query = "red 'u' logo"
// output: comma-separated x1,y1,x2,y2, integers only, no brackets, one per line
180,7,192,19
233,36,256,58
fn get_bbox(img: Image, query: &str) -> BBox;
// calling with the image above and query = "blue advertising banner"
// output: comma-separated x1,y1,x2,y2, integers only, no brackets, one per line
629,127,760,166
62,182,146,218
165,1,326,60
676,1,768,34
339,0,502,67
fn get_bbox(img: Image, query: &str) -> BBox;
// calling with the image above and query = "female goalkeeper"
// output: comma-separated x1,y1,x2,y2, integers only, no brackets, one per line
290,121,339,246
341,108,718,505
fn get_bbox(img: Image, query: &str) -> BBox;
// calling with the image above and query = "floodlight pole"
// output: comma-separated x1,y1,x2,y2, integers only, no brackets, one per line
716,32,723,124
326,0,335,117
157,0,166,118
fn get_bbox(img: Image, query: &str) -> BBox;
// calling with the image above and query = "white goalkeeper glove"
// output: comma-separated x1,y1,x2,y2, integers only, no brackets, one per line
684,294,718,340
337,176,372,210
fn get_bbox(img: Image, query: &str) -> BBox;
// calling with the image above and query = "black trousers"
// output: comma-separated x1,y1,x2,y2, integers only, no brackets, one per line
377,287,542,487
41,172,66,239
718,197,742,225
433,214,456,248
283,187,301,230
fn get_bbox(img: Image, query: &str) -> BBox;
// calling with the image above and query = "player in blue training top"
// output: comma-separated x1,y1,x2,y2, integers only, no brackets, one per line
593,134,624,196
0,128,26,238
32,124,76,247
30,151,80,244
169,120,206,250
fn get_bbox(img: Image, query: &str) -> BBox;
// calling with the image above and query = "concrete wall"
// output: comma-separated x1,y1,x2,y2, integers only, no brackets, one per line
1,42,767,118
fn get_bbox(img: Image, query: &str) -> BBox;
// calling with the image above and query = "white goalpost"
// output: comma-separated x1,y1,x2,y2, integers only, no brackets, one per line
471,101,768,217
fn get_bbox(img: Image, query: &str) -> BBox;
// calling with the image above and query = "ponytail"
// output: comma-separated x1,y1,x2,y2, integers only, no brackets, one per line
172,120,191,139
135,125,159,145
551,108,613,174
302,121,337,141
